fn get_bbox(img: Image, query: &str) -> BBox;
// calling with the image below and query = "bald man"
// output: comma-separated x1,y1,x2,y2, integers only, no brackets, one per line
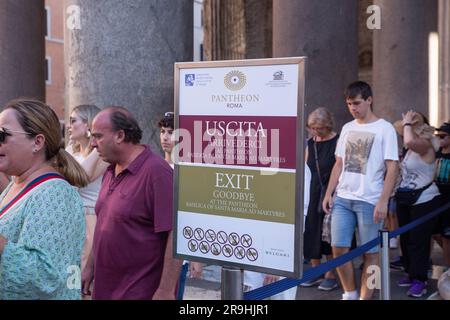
81,106,181,300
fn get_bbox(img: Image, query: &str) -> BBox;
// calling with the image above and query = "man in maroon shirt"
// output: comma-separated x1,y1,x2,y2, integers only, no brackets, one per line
81,106,181,299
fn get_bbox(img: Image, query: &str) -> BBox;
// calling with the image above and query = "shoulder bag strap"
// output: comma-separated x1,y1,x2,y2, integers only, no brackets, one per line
313,138,324,189
0,173,64,218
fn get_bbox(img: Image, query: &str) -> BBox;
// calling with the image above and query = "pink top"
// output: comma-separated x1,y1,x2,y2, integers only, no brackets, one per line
92,145,173,299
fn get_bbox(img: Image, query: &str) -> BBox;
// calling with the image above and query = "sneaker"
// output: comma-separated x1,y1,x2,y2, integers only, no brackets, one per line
407,280,427,298
341,291,359,300
318,278,338,291
390,256,404,270
397,276,413,287
389,237,398,248
300,277,323,287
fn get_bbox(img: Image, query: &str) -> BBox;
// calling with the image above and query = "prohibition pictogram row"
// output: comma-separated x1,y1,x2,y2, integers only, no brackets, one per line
186,239,258,261
183,226,258,261
183,226,253,247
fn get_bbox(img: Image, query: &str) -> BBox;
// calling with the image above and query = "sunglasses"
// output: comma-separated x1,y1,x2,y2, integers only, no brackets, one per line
164,112,174,118
0,127,31,143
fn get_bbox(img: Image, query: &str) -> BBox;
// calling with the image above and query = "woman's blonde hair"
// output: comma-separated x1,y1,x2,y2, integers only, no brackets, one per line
70,104,101,154
5,98,89,188
307,107,335,130
393,112,440,151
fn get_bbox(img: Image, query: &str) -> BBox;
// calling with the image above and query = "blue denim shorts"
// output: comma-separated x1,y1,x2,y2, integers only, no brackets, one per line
331,196,383,254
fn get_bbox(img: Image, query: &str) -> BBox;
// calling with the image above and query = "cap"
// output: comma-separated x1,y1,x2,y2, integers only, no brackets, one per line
436,122,450,135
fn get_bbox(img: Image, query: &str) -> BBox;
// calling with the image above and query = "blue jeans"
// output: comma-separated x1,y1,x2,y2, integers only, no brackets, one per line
331,197,382,254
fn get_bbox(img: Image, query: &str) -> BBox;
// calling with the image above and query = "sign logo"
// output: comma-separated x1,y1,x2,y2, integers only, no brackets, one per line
224,70,246,91
273,71,284,81
185,74,195,86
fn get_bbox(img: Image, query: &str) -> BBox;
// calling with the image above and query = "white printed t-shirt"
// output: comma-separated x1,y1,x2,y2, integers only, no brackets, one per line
335,118,399,205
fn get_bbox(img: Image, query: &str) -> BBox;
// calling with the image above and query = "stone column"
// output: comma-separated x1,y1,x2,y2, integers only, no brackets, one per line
203,0,246,61
273,0,358,130
439,0,450,123
64,0,193,150
373,0,437,123
0,0,45,106
202,0,272,61
358,0,374,84
244,0,272,59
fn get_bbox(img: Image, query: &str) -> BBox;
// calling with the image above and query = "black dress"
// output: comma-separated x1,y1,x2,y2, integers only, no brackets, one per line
303,134,338,259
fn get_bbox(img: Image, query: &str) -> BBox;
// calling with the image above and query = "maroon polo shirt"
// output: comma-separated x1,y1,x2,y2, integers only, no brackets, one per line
92,145,173,300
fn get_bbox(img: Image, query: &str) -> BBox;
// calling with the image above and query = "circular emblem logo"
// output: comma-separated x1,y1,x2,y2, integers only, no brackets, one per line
224,70,246,91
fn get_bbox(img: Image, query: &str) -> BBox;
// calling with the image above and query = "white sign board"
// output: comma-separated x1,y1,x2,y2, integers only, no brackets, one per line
174,57,306,278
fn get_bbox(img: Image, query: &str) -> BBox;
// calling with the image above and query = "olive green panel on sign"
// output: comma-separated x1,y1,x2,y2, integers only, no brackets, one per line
178,165,296,224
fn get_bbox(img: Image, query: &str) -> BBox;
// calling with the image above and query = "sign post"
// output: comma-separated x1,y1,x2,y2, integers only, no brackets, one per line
174,57,306,298
221,266,243,300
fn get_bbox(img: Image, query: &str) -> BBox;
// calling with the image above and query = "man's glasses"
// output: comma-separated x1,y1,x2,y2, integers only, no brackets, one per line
0,127,31,143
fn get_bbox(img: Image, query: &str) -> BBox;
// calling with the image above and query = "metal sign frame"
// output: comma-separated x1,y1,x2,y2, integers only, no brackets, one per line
173,57,306,278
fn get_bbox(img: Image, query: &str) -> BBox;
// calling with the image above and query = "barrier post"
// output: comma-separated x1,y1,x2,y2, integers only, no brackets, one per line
379,229,391,300
221,266,243,300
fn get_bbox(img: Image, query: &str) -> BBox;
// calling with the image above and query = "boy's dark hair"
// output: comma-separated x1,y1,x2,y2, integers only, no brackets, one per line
345,81,373,100
158,112,174,129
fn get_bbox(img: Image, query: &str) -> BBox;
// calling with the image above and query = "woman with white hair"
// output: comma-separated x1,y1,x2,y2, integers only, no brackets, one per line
301,107,339,291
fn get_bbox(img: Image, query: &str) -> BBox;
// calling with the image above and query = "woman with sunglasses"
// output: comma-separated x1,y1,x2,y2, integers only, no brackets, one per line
66,105,109,297
0,99,89,299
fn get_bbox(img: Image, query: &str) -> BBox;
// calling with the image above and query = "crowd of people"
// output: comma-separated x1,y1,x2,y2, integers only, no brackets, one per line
305,82,449,299
0,79,448,300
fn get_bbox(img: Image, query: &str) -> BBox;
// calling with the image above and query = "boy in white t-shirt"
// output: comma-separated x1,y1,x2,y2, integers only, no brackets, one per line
322,81,399,300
